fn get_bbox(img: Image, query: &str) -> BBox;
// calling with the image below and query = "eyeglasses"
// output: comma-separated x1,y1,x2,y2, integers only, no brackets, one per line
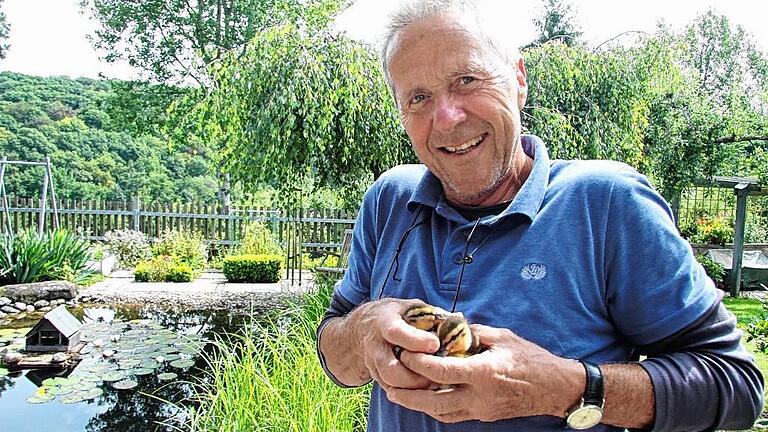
376,209,496,313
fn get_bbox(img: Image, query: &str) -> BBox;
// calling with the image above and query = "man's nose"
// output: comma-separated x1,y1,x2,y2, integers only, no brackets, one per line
433,95,466,132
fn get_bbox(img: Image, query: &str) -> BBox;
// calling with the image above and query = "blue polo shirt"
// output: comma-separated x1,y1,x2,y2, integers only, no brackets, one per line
333,135,719,432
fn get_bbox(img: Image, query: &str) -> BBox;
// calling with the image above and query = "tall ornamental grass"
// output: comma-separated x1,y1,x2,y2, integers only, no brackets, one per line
189,285,369,431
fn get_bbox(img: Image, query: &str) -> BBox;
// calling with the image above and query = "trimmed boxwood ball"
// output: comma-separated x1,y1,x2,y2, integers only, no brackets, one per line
166,264,194,282
223,254,282,283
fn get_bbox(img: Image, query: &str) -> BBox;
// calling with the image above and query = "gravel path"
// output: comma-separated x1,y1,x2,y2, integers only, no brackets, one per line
79,269,317,311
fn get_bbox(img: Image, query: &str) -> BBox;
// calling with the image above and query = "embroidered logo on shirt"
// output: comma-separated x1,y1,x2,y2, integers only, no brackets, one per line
521,263,547,280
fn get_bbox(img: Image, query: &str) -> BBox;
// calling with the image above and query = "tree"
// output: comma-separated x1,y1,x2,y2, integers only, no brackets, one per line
79,0,348,86
0,0,10,59
528,0,582,48
193,24,412,207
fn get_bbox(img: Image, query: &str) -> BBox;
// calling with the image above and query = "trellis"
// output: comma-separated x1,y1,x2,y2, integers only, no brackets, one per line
689,176,767,297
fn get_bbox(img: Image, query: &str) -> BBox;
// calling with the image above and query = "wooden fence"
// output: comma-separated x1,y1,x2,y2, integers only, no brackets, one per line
0,197,357,250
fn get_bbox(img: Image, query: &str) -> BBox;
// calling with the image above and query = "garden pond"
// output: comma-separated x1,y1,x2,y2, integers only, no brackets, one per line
0,304,260,432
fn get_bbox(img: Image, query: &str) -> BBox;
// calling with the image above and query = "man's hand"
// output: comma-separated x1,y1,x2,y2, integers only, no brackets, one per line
320,297,440,387
384,324,584,423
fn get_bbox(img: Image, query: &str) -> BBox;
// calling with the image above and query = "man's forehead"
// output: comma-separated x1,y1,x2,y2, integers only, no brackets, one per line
387,16,490,87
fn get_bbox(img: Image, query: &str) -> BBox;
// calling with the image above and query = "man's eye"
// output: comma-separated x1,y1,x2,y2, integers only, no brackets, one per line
460,76,476,85
410,94,426,104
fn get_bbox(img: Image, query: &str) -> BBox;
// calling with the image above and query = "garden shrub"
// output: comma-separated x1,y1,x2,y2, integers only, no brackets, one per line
240,222,283,256
104,229,151,268
681,215,733,245
166,263,194,282
222,254,282,283
695,254,726,287
746,317,768,354
0,229,93,285
134,256,195,283
152,229,207,270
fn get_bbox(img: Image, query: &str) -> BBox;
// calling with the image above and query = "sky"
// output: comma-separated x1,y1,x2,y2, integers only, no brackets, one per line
0,0,766,81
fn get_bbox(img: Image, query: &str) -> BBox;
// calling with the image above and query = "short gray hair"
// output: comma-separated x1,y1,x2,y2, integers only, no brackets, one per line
380,0,522,94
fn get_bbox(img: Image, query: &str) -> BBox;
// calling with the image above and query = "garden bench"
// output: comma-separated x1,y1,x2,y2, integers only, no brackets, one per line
314,229,353,276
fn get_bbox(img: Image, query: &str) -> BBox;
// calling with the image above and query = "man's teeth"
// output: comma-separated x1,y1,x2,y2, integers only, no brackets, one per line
444,136,483,153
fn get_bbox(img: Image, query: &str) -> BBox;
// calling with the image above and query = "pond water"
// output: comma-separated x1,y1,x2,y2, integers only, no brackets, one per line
0,304,259,432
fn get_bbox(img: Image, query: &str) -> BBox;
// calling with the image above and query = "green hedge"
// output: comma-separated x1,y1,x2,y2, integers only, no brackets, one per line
134,256,194,282
222,254,282,283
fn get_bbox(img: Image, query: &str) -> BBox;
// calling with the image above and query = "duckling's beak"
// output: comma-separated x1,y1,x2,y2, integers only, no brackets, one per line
434,346,448,357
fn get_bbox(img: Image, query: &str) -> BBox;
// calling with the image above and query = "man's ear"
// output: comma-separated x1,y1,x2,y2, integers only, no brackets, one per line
516,57,528,109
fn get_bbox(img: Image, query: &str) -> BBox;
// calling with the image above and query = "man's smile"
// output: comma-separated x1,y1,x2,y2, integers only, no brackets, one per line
439,132,488,155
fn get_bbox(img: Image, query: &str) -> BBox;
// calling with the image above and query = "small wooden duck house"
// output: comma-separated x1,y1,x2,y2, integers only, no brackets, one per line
25,305,82,352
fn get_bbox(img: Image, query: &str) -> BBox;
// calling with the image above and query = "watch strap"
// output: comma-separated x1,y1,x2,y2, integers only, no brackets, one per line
582,361,604,407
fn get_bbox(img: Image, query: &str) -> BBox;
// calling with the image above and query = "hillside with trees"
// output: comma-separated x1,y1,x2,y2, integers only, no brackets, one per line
0,72,219,203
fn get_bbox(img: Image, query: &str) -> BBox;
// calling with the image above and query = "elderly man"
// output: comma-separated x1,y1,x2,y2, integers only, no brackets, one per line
317,1,764,431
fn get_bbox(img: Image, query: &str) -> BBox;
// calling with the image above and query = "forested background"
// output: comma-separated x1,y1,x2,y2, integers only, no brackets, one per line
0,0,765,211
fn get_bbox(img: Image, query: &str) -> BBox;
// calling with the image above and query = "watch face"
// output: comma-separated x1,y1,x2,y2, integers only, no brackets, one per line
567,406,603,430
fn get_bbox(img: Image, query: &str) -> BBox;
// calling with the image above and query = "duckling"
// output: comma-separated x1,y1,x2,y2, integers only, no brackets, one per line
401,303,449,332
394,303,450,359
434,315,482,358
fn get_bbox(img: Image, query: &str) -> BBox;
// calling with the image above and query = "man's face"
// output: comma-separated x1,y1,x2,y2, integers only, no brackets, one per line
387,14,528,206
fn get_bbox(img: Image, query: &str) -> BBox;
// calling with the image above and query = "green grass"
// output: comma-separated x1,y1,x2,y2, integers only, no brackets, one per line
723,296,768,430
188,286,370,432
724,297,765,326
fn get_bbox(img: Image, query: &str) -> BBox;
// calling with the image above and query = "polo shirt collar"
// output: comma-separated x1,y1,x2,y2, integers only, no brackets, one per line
406,134,551,224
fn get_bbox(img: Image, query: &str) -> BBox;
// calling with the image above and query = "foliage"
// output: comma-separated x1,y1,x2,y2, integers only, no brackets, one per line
524,42,655,170
0,229,93,285
79,0,346,86
695,254,726,287
0,72,219,202
746,312,768,354
222,254,282,283
193,24,412,208
239,222,283,256
188,283,369,431
681,215,734,245
104,229,151,268
133,255,194,283
165,263,194,282
0,0,9,59
151,229,207,270
527,0,582,48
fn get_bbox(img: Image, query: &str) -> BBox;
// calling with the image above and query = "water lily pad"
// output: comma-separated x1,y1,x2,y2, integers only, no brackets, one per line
112,379,138,390
48,386,74,396
102,371,126,382
140,360,160,369
169,359,195,369
0,367,7,377
133,367,154,376
119,359,141,368
26,394,54,404
59,393,86,404
157,372,178,381
80,387,104,400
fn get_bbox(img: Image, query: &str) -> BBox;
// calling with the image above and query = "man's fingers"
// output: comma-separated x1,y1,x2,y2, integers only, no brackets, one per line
382,319,440,353
398,351,474,385
373,344,432,389
386,386,469,417
471,323,517,346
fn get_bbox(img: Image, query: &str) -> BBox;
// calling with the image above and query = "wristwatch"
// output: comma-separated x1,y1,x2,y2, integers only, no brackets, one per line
566,361,604,430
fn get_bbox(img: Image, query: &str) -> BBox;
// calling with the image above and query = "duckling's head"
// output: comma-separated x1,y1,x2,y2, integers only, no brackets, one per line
402,304,447,331
435,316,475,357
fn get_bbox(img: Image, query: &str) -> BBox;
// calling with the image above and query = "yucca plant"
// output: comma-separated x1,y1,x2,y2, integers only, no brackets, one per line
0,229,93,285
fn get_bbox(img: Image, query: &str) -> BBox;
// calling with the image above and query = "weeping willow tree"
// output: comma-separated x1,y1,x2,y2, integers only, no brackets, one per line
192,24,412,208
